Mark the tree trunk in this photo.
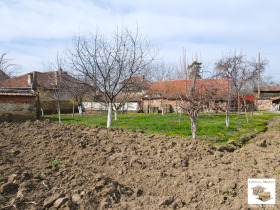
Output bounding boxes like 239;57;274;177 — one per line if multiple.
107;102;112;128
179;111;181;125
237;91;240;114
149;95;151;113
190;117;197;140
226;109;230;127
115;109;118;121
41;108;44;117
244;98;249;123
78;106;83;115
208;106;211;117
72;99;75;119
121;105;124;115
57;101;61;124
161;96;164;116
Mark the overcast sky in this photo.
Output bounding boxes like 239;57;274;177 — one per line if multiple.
0;0;279;80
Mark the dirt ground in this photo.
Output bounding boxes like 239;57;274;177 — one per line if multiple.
0;117;280;209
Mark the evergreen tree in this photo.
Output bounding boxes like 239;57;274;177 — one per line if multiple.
188;61;202;79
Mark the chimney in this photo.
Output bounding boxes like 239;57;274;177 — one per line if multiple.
27;73;33;85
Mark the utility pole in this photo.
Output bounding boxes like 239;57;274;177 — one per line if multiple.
258;52;260;98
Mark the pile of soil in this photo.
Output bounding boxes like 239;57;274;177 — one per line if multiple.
0;117;280;209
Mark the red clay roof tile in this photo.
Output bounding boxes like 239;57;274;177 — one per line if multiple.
0;71;81;90
148;78;231;99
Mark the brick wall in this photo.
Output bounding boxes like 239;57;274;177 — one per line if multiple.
0;95;38;122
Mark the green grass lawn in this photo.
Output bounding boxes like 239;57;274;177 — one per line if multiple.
42;112;279;145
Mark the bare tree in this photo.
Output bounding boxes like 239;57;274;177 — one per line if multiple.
148;61;175;82
43;55;67;124
214;51;268;125
36;89;52;117
175;50;208;80
67;77;91;119
113;75;151;120
260;75;279;87
67;26;156;127
177;50;228;140
249;57;269;89
179;77;230;139
225;79;231;127
176;48;188;80
177;50;204;140
0;52;21;83
215;51;261;113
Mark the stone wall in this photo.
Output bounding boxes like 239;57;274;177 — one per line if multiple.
143;99;180;113
255;99;272;111
142;99;227;113
0;95;38;122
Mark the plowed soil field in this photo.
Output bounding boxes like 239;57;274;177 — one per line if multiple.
0;117;280;209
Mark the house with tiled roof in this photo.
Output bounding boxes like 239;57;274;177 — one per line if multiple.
142;78;231;113
83;75;152;113
254;86;280;111
1;69;91;114
1;68;90;96
2;68;70;92
120;75;152;93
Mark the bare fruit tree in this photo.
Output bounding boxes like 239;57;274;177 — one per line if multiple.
43;55;68;124
177;50;206;140
64;74;92;119
0;52;21;83
69;85;87;118
67;26;156;127
177;50;229;140
148;61;175;82
178;78;224;140
215;51;267;124
113;75;152;120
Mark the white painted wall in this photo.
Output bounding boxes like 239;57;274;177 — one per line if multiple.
83;102;107;111
82;102;139;112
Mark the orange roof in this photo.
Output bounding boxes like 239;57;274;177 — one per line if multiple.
115;92;144;102
148;78;231;99
271;96;280;101
1;71;56;89
260;86;280;92
121;75;152;90
0;89;36;96
1;70;84;90
0;92;36;96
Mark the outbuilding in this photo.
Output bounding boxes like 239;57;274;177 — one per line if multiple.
0;90;38;122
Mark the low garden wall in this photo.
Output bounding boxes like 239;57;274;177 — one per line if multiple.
39;100;78;115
